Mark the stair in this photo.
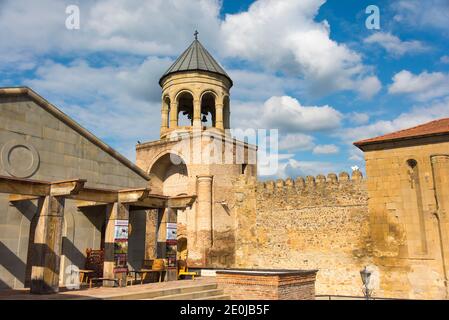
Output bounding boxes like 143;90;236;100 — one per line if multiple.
143;283;230;300
195;294;230;300
148;288;227;300
95;282;229;300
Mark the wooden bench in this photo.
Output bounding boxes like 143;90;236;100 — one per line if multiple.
132;259;167;284
89;277;120;288
128;269;166;285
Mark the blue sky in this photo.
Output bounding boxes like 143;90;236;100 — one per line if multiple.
0;0;448;179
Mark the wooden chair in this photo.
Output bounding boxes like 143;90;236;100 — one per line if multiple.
84;249;123;288
177;260;197;280
83;248;104;286
152;259;167;282
85;249;104;276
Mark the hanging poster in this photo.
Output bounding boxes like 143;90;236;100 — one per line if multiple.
166;223;177;269
166;222;177;240
114;220;129;240
113;220;129;273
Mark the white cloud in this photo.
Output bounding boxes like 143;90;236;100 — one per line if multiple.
313;144;339;154
221;0;381;98
339;97;449;144
0;0;222;69
86;0;221;54
279;133;315;152
271;158;344;179
228;70;302;101
392;0;449;32
349;112;370;125
349;148;364;162
358;76;382;100
0;0;381;100
389;70;449;101
364;32;430;57
440;55;449;64
254;96;343;133
23;58;173;159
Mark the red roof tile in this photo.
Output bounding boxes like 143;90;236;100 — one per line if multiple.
354;118;449;147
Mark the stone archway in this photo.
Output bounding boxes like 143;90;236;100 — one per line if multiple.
149;153;191;276
148;153;188;196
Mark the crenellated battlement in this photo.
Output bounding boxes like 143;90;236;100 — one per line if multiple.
257;170;364;191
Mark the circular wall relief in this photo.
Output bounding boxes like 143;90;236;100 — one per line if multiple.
1;140;40;178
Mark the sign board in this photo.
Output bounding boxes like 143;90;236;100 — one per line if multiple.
166;222;177;240
113;220;129;273
166;223;177;269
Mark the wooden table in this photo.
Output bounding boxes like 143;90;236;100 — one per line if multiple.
129;269;166;285
78;269;94;284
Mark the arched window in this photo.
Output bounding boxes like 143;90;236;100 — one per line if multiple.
201;92;216;128
223;96;230;129
406;158;427;253
177;92;194;126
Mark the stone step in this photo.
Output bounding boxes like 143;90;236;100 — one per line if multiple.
104;283;218;300
148;289;225;300
194;294;230;300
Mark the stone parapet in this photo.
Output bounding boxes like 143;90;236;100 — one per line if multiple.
257;171;364;192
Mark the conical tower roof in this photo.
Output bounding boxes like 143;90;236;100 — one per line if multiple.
159;37;232;87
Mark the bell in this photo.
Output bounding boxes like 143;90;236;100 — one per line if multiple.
202;115;208;122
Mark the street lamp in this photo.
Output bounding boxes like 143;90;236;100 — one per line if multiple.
360;266;373;300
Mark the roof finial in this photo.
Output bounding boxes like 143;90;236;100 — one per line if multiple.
194;30;199;40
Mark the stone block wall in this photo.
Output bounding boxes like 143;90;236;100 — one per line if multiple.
0;93;149;289
361;137;449;299
233;172;371;296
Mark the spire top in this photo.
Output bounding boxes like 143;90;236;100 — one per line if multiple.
194;30;199;40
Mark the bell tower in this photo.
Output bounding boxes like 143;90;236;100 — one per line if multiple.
136;33;256;269
159;32;232;139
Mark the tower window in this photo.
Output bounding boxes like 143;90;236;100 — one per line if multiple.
201;92;216;128
177;92;194;126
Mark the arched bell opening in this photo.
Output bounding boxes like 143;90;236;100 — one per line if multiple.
223;95;230;129
201;92;216;128
177;92;194;127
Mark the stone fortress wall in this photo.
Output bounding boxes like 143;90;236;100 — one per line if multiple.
232;171;372;296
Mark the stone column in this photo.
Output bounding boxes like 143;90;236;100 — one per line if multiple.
169;101;178;129
193;98;202;128
144;209;158;261
196;175;213;266
161;104;169;132
30;196;65;294
166;208;178;281
156;208;178;281
103;202;129;287
215;103;224;130
157;208;167;258
431;155;449;295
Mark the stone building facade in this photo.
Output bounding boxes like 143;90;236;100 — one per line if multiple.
354;119;449;299
0;88;151;290
135;38;257;268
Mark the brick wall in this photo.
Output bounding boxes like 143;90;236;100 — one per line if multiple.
216;270;317;300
